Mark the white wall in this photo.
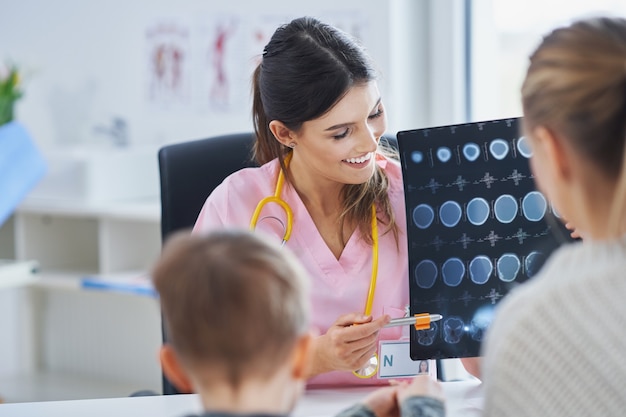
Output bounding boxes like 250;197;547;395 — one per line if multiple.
1;0;468;151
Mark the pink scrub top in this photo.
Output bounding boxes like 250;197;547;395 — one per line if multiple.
193;154;410;387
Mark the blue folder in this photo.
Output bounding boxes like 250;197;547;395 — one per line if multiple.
81;273;157;297
0;122;47;227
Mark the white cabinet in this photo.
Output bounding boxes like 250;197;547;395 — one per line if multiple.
0;198;164;403
14;198;161;274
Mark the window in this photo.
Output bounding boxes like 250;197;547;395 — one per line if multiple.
469;0;626;121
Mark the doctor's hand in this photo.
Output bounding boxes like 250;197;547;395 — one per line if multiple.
307;312;391;377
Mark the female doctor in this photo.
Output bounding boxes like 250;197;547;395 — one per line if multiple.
194;16;410;386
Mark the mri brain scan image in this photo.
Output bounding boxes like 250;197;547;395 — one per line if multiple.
439;200;463;227
437;146;452;163
442;257;465;287
497;253;521;282
443;317;465;344
525;251;547;277
411;151;424;164
413;204;435;229
517;136;533;158
469;255;493;284
414;259;438;289
489;138;510;160
522;191;547;222
466;197;490;226
494;194;518;224
462;142;481;162
417;322;439;346
398;117;573;360
469;305;495;342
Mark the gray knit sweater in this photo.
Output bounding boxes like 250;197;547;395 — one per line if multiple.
482;236;626;416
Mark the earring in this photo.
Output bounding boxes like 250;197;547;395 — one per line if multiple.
287;143;296;148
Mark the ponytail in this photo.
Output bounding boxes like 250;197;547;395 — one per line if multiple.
251;63;290;173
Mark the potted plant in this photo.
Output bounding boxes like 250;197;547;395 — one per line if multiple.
0;64;22;126
0;62;46;227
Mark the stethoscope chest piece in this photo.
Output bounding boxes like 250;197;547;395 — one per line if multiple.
353;353;379;379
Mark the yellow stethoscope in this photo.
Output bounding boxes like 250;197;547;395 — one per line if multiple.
249;153;294;246
248;152;443;378
248;152;382;378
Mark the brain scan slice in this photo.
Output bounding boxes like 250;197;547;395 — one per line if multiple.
416;322;439;346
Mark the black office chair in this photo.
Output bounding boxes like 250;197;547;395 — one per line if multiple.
157;132;256;395
157;132;398;395
159;132;258;243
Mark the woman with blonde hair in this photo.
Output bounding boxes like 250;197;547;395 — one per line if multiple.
481;16;626;416
389;15;626;417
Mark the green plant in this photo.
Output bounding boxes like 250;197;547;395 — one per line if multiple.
0;64;23;126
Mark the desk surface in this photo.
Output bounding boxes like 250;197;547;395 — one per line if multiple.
0;380;483;417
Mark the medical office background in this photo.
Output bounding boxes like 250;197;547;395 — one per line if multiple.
0;0;625;404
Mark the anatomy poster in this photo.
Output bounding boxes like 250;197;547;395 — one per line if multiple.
143;12;369;118
398;117;573;359
198;14;245;112
145;20;192;109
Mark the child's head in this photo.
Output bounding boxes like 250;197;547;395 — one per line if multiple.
152;229;311;397
521;17;626;238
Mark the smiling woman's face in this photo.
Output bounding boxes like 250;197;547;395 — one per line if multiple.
289;81;387;187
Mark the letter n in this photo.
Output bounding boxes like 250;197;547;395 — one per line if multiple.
383;355;393;367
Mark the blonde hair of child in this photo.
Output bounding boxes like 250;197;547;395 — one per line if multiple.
152;229;310;388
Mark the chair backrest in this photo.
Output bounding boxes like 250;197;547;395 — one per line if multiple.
158;132;257;242
157;132;256;395
156;132;398;394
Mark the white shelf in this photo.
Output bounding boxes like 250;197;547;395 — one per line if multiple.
30;272;84;291
0;371;161;404
0;197;164;403
13;200;161;274
32;271;156;297
18;197;161;222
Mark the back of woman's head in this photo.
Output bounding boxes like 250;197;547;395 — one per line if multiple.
522;17;626;175
252;16;378;165
522;16;626;232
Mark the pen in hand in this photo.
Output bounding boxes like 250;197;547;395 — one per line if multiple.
383;313;443;329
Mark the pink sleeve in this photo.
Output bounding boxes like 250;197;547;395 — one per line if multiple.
192;183;229;234
191;165;273;235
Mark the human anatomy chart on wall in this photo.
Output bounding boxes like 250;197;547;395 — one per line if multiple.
397;117;574;359
143;12;369;118
145;20;192;109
